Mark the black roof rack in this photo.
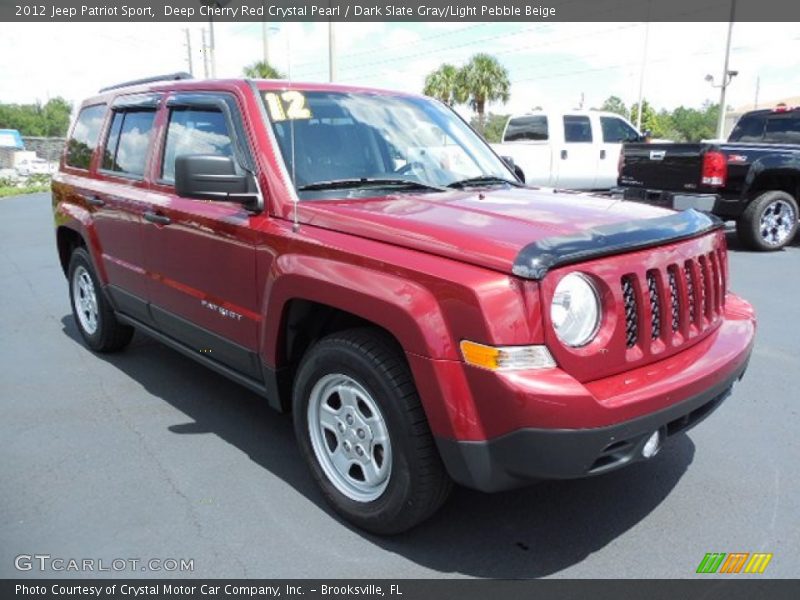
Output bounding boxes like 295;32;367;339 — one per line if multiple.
99;72;193;93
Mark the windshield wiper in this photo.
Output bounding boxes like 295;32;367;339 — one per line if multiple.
297;178;447;192
447;175;522;189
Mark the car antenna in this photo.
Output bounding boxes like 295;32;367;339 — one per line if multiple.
287;39;299;233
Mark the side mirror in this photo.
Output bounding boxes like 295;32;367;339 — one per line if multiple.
175;155;254;204
501;156;526;183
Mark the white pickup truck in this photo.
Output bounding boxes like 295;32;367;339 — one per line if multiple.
491;110;643;190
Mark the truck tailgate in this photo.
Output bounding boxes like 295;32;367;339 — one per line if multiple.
620;143;708;191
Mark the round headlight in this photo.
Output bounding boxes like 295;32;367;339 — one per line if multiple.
551;273;601;347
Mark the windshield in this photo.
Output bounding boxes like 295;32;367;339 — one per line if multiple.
261;90;514;198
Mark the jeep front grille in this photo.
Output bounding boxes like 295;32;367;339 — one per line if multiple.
621;250;725;351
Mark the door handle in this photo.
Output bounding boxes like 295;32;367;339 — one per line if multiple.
600;149;607;160
144;211;171;226
561;150;568;160
85;195;105;207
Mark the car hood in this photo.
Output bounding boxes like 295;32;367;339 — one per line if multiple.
298;187;675;276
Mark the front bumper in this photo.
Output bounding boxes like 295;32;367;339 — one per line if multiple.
430;297;755;492
436;360;746;492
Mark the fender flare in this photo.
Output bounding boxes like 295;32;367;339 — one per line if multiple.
260;254;457;366
54;201;108;283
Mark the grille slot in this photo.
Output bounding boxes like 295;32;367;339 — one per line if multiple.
646;271;661;340
668;267;680;332
621;275;638;348
684;261;697;324
697;256;709;318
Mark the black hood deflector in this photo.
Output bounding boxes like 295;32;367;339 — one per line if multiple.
512;209;723;280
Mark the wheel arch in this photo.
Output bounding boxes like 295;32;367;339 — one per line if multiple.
259;255;458;423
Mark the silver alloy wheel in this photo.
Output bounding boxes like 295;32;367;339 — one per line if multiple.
307;373;392;503
72;265;99;335
760;199;797;246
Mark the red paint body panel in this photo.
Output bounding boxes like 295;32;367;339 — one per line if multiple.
52;78;756;454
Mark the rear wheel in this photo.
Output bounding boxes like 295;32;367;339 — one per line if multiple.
68;247;134;352
737;190;799;251
293;328;451;534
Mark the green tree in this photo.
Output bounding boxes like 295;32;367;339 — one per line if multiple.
0;97;73;137
598;95;629;118
423;64;459;106
455;53;511;135
630;100;668;138
665;102;718;142
243;61;285;79
470;112;509;143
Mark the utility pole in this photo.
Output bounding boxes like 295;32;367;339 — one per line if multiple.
716;0;737;139
754;75;760;109
201;28;209;78
636;21;650;131
328;21;336;82
262;22;270;65
183;28;193;76
208;18;217;78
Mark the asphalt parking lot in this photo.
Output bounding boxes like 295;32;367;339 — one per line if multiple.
1;192;798;579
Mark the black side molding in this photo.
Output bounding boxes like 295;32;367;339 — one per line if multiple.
512;209;723;280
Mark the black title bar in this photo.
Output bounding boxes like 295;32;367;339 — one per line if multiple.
4;579;800;600
2;0;800;22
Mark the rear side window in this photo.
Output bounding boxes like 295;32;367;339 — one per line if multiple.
65;104;107;169
763;115;800;144
600;116;639;143
504;116;548;142
101;109;156;177
564;115;592;143
729;114;767;142
161;108;233;181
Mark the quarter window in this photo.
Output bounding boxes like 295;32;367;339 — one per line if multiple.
161;108;234;181
563;115;592;143
65;104;107;169
101;109;156;177
504;116;549;142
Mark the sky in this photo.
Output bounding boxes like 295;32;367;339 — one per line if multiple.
1;21;798;119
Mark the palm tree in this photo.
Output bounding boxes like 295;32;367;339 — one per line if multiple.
243;61;285;79
456;54;511;135
423;64;459;106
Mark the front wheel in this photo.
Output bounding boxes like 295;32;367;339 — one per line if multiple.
68;247;134;352
736;190;799;251
293;328;451;534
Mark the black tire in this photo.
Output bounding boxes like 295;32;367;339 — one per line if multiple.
736;190;799;251
293;328;452;534
68;247;134;352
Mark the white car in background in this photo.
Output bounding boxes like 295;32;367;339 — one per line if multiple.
492;110;644;190
16;158;53;176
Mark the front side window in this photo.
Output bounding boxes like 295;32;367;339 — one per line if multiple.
600;116;639;143
65;104;107;169
101;109;156;177
504;115;549;142
262;90;513;198
161;108;234;181
563;115;592;143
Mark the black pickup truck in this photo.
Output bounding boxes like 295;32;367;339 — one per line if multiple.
619;106;800;250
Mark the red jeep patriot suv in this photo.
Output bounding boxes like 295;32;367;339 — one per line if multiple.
53;73;756;534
